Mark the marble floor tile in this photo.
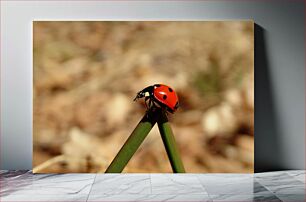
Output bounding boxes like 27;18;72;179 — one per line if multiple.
264;182;305;195
210;194;282;202
1;171;37;196
255;171;296;181
253;181;278;195
275;194;305;202
198;174;256;195
142;194;211;202
1;170;32;180
90;174;151;195
0;194;88;201
252;194;283;202
286;170;305;183
150;174;207;195
256;173;305;195
88;194;211;202
1;170;306;202
0;170;9;175
1;173;96;196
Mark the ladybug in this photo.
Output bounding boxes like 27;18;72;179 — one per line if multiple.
134;84;179;113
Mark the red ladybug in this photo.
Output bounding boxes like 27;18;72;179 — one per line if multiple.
134;84;179;113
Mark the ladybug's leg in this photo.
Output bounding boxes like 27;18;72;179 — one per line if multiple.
149;98;152;108
144;97;150;109
151;100;158;109
161;106;168;115
149;98;154;109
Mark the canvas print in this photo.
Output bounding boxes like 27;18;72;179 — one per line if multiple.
33;21;254;173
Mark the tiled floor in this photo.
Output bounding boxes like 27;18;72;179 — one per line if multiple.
0;170;305;201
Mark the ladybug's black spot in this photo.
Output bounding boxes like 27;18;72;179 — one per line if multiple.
168;88;173;92
155;84;161;87
163;95;167;100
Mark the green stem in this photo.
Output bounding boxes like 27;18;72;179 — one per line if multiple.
157;111;186;173
105;109;158;173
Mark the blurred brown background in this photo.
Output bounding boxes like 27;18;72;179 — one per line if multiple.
33;21;254;173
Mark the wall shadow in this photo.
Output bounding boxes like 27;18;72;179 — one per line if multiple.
254;24;284;172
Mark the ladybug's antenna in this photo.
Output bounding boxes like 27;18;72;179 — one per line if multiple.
133;91;143;101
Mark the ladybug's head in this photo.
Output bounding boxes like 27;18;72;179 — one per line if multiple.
133;91;146;101
133;85;154;101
